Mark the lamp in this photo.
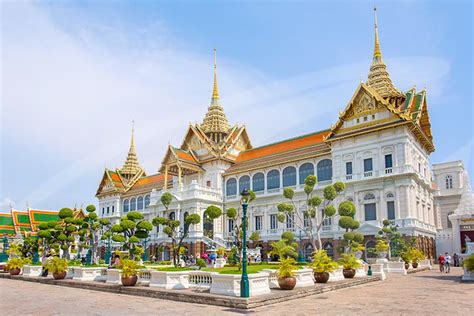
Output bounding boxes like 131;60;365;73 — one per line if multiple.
240;188;250;298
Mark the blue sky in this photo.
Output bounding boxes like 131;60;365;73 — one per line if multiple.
1;0;472;212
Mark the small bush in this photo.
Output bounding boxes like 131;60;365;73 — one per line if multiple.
196;258;207;268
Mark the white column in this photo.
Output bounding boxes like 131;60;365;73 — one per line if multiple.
450;216;461;254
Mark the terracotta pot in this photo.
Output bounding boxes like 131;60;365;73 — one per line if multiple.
9;268;21;275
412;262;419;269
278;277;296;290
121;275;138;286
314;272;330;283
53;271;67;280
343;268;356;279
404;263;410;270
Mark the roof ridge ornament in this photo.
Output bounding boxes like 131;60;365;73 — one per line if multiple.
367;7;404;99
120;120;145;181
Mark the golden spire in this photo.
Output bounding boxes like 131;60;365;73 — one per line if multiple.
373;6;383;65
212;48;219;101
367;7;403;99
121;120;143;179
201;49;230;140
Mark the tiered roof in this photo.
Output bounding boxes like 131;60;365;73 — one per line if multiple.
0;208;59;237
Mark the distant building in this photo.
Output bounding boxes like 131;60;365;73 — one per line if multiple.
433;161;474;255
96;10;452;260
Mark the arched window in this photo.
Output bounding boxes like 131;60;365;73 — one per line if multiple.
282;166;297;187
252;173;265;192
169;212;175;221
144;195;150;208
386;192;394;199
267;170;280;190
130;197;136;211
239;175;251;193
323;242;334;258
299;163;314;184
304;243;314;260
317;159;333;182
364;193;376;200
123;199;130;213
447;211;454;228
445;175;453;189
137;196;144;210
226;178;237;196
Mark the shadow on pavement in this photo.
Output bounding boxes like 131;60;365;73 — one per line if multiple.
415;273;463;283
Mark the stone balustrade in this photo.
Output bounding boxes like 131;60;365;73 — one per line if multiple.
189;271;215;288
419;259;432;270
370;263;386;280
386;262;407;275
210;272;271;297
261;269;279;288
149;271;190;290
329;268;345;282
294;268;315;287
22;265;42;277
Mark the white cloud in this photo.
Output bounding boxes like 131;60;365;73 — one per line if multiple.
1;2;452;208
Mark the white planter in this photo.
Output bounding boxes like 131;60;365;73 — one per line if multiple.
72;267;104;281
328;267;345;282
106;269;122;284
22;265;43;277
262;269;279;288
462;266;474;281
386;262;407;275
371;263;386;280
294;268;314;288
210;272;270;297
149;271;190;289
67;266;80;279
355;260;367;277
419;259;432;270
189;271;216;288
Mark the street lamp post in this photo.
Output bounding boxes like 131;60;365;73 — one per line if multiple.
240;189;250;298
142;237;149;262
105;235;112;265
297;229;305;263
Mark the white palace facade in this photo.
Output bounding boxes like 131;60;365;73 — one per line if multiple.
95;12;454;260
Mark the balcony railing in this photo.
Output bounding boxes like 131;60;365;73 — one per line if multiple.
364;171;373;178
385;168;393;174
345;174;353;181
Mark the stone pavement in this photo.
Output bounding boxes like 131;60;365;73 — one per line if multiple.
0;267;472;315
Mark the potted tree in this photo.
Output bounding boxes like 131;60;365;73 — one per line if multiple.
310;250;338;283
277;257;297;290
46;257;69;279
121;259;139;286
7;257;30;275
400;250;412;270
375;239;389;259
409;248;425;268
337;253;361;278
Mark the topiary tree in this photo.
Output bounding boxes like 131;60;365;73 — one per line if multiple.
269;231;298;260
152;193;219;266
277;175;350;251
337;202;364;254
249;231;260;244
77;205;111;265
376;219;405;257
111;211;153;260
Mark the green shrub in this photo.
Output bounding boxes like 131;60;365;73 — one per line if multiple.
463;254;474;272
7;257;31;269
68;259;82;266
278;257;297;278
196;258;207;268
121;259;139;278
310;250;338;273
337;253;361;269
45;257;68;273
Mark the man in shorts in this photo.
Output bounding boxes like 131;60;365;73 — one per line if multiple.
444;252;452;273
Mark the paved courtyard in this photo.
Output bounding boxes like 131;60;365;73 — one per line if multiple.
0;267;472;315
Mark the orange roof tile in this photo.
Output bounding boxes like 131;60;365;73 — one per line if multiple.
236;130;330;162
134;173;165;188
175;150;196;163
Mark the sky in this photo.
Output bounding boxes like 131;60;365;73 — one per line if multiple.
1;0;472;212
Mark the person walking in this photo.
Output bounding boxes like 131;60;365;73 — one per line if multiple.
444;252;452;273
438;253;445;273
453;253;459;267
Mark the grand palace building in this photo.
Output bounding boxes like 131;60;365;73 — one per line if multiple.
95;11;472;261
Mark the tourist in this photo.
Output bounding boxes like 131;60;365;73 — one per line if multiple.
112;255;121;267
438;253;445;273
41;254;50;277
453;253;459;267
444;252;452;273
81;255;86;266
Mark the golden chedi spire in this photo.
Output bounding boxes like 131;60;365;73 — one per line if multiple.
121;121;144;180
367;7;403;99
201;49;231;142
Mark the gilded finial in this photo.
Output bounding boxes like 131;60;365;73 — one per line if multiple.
212;48;219;100
373;6;382;64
